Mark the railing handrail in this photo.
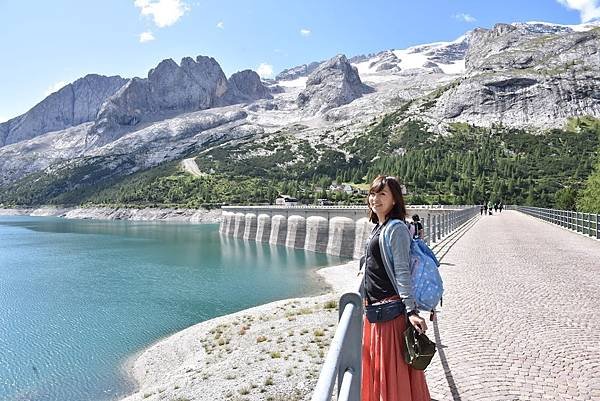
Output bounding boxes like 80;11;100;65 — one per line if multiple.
222;205;475;210
510;205;599;240
312;206;480;401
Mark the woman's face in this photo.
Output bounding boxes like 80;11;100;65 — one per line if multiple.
369;184;395;217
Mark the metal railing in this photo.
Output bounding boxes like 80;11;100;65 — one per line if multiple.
420;206;480;246
222;205;474;210
512;206;600;240
311;206;480;401
311;289;364;401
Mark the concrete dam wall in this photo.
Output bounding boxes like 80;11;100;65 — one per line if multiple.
220;206;463;258
221;207;371;259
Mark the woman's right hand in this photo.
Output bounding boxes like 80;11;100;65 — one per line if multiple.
408;314;428;334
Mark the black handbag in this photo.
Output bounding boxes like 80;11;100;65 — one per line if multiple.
402;321;436;370
364;300;405;323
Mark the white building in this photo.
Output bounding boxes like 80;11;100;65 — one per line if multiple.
275;195;298;206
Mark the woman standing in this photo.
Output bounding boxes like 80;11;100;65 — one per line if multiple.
362;175;430;401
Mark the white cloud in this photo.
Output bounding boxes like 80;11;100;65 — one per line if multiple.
44;81;67;97
134;0;190;28
453;13;476;23
300;28;311;37
216;21;224;29
256;63;273;78
139;31;155;42
557;0;600;22
0;116;7;123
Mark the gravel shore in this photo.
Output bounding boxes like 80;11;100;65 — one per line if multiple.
118;260;361;401
0;206;221;223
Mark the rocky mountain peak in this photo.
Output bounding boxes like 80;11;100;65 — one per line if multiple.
369;50;401;72
426;23;600;128
226;70;272;103
297;54;372;113
275;61;322;81
148;58;179;77
92;55;230;141
0;74;127;147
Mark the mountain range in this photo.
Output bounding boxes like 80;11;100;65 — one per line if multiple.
1;20;599;207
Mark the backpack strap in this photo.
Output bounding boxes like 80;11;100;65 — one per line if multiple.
379;219;412;298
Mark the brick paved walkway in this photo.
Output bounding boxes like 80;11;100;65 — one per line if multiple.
425;211;600;401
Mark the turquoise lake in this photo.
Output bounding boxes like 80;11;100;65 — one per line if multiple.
0;216;348;401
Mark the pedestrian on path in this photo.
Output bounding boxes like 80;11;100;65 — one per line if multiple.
360;175;430;401
410;214;424;239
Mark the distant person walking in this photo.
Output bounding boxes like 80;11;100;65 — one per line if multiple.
483;203;488;215
410;214;424;239
480;205;484;215
494;203;498;213
360;175;430;401
499;203;504;213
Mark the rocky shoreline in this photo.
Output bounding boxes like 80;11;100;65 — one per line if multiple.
118;260;361;401
0;206;222;224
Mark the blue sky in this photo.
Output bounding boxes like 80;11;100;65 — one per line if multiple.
0;0;598;122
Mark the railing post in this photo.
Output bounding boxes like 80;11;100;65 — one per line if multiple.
445;213;449;237
569;211;573;230
426;213;431;245
441;213;445;238
596;214;599;240
587;213;591;236
583;213;590;235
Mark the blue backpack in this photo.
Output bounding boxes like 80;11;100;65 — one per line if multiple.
409;237;443;311
383;221;444;311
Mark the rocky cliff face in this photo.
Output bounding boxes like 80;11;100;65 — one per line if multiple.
225;70;273;103
91;57;273;145
0;74;126;146
369;50;402;72
297;55;372;113
0;105;260;186
422;23;600;128
92;56;230;140
275;61;321;81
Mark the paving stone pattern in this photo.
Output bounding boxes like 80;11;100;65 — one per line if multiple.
425;211;600;401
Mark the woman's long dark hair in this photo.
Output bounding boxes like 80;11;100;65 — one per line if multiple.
366;175;407;224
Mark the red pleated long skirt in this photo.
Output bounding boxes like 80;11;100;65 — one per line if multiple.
361;313;431;401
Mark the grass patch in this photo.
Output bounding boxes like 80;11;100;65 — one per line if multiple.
323;300;338;309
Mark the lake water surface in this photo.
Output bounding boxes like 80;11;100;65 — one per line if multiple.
0;216;348;401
